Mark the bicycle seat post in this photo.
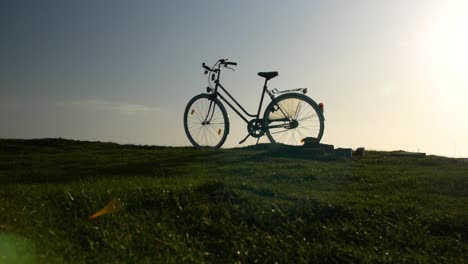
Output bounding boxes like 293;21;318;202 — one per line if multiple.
258;71;278;100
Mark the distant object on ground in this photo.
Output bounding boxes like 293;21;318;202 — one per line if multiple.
300;140;364;159
353;147;365;158
335;148;353;158
303;137;334;151
391;151;426;157
302;137;319;145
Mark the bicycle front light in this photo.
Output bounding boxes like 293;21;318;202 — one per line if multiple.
206;87;213;93
319;102;324;112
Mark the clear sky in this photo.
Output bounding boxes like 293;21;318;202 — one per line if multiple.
1;0;467;157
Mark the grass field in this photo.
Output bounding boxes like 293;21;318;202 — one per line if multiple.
0;139;467;263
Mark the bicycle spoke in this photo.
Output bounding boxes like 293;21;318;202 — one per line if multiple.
296;128;306;140
205;126;216;144
294;99;303;120
197;126;204;146
297;116;318;122
270;128;289;135
291;129;297;144
189;126;202;136
202;126;208;146
191;126;203;139
297;106;316;120
297;100;312;119
278;129;290;143
298;124;317;135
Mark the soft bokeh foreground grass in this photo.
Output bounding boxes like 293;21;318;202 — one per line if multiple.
0;139;467;263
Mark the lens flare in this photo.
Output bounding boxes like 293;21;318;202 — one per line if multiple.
0;233;35;263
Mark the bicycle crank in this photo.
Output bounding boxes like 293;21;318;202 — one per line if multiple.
239;119;265;145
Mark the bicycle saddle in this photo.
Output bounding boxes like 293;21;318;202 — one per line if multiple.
258;71;278;80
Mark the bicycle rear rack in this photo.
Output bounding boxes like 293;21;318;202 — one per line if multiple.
271;88;307;94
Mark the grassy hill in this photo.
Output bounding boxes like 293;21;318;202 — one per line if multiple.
0;139;467;263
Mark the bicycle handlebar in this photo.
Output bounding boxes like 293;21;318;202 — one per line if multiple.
202;59;237;72
219;59;237;67
202;63;212;71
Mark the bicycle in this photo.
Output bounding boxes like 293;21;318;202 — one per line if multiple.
183;59;325;149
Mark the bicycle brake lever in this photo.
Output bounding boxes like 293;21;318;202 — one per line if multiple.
225;66;235;72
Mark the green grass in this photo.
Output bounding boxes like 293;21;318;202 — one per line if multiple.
0;138;467;263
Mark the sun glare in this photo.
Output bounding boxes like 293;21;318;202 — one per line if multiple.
426;0;468;85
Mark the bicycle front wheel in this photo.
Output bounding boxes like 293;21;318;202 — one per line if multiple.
183;94;229;149
263;93;324;146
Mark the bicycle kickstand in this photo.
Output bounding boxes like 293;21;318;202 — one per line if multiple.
239;134;250;144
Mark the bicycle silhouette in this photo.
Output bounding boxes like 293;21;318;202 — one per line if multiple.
184;59;325;149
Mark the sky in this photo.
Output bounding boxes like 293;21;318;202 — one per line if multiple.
1;0;467;157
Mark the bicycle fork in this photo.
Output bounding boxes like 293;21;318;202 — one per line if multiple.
202;100;217;125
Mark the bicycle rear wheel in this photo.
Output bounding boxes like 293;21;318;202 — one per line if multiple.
184;94;229;149
263;93;324;146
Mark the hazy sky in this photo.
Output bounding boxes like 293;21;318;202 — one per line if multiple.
1;0;467;157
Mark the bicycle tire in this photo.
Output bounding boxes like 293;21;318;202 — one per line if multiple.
263;93;324;146
184;94;229;149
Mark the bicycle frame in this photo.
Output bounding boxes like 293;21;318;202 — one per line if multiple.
210;70;275;124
